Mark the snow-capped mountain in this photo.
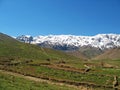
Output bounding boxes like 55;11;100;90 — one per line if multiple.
16;35;33;43
16;34;120;50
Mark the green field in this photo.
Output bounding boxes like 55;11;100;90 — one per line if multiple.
0;59;119;90
0;33;120;90
0;72;79;90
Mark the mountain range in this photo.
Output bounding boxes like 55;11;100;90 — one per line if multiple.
0;33;120;60
16;34;120;50
0;33;78;61
1;33;120;90
16;34;120;58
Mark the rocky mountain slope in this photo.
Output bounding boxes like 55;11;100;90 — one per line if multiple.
93;47;120;60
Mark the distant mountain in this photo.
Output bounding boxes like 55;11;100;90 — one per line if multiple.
0;33;80;61
77;46;103;59
16;34;120;58
93;47;120;60
16;34;120;50
16;35;33;43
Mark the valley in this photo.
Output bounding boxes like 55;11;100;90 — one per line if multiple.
0;33;120;90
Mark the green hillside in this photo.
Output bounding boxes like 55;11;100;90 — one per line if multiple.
1;33;120;90
0;71;78;90
0;33;79;61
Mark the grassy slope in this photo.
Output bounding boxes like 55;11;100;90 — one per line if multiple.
93;48;120;60
0;72;77;90
0;33;79;61
1;33;120;90
78;46;103;59
66;51;88;60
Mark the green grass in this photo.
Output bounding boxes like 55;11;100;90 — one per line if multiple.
0;33;120;90
35;66;114;86
0;72;77;90
5;65;113;87
0;33;79;61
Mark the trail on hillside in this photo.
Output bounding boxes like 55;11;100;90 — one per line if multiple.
0;70;90;90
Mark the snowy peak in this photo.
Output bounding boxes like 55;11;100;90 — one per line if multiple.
16;35;33;43
16;34;120;50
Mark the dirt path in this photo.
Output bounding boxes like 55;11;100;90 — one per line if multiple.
0;70;91;90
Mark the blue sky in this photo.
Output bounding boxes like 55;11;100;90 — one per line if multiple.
0;0;120;36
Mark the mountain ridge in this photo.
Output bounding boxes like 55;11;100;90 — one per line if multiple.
16;34;120;50
0;33;80;60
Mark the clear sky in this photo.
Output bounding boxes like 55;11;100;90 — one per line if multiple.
0;0;120;36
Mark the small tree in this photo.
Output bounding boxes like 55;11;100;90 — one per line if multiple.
29;36;33;44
